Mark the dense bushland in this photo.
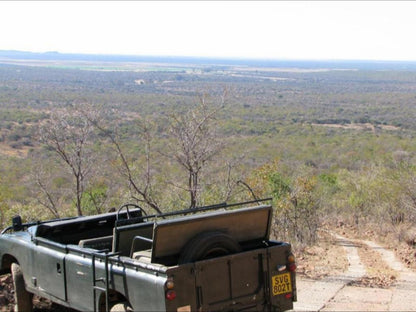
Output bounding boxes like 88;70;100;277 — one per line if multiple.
1;62;416;247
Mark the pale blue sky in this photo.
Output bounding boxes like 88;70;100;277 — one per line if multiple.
1;1;416;61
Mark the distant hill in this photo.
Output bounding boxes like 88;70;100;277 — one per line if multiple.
1;50;416;70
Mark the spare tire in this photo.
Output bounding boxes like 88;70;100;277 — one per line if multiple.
179;231;241;264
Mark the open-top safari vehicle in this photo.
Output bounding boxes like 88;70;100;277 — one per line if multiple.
0;199;296;311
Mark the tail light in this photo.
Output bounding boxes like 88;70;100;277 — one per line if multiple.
166;280;175;290
165;277;176;301
288;254;296;272
166;290;177;301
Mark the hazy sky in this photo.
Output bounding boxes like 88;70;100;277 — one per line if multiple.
1;1;416;61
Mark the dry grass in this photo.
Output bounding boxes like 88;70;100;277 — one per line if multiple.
311;122;400;131
295;229;349;279
355;242;398;288
0;143;30;158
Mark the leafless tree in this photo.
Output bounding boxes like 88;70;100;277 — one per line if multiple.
164;90;227;209
29;156;73;219
33;165;60;218
90;114;163;214
39;104;99;216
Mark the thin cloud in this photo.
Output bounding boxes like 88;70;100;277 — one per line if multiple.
0;1;415;61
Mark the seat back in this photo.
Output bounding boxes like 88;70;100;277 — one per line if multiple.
112;222;154;256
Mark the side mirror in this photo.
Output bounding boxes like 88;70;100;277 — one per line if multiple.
12;215;23;231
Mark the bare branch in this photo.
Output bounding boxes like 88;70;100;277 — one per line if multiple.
39;104;98;216
89;112;163;215
237;180;260;202
165;91;227;208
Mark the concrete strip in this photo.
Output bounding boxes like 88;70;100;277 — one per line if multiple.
292;234;366;311
292;234;416;311
333;234;366;281
357;239;416;311
321;286;392;311
389;289;416;311
292;278;345;311
362;240;407;271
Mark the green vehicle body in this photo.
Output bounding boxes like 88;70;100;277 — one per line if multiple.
0;200;296;311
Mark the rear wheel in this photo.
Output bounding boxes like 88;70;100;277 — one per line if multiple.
110;301;133;312
11;263;33;312
179;231;241;264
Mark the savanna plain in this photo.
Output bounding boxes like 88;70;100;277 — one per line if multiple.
1;55;416;310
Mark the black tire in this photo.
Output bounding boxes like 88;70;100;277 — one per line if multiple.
179;231;241;264
110;301;133;312
11;263;33;312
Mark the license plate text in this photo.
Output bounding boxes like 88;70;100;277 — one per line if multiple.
272;272;292;296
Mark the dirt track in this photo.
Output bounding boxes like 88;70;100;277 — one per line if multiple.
293;234;416;311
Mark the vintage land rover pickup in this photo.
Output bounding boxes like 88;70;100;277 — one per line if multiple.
0;199;296;312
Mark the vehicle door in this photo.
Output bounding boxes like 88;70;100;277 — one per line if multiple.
31;238;67;301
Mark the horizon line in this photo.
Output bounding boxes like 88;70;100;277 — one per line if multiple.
1;49;416;64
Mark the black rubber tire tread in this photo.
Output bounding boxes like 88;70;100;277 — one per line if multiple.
179;231;241;264
110;301;133;312
11;263;33;312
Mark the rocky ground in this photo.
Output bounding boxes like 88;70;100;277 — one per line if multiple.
0;275;13;311
0;276;72;312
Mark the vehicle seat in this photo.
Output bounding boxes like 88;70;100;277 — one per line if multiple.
132;250;152;263
78;235;113;250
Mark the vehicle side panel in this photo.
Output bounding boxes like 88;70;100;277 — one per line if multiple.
64;252;96;311
31;240;67;301
0;233;34;283
65;251;168;311
109;260;167;312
